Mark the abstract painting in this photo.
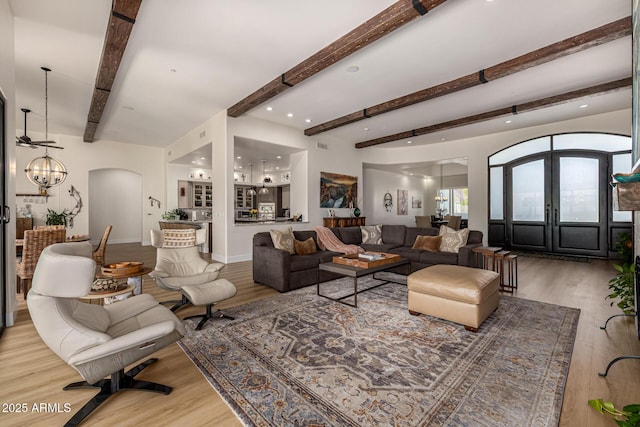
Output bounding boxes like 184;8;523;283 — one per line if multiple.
397;189;408;215
320;172;357;208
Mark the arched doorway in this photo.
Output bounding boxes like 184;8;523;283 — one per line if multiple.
88;169;142;244
488;133;632;257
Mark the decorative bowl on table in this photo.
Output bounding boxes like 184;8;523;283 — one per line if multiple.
101;261;143;277
91;277;120;292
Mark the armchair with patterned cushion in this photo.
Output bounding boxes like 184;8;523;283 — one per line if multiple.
149;229;224;311
27;241;186;426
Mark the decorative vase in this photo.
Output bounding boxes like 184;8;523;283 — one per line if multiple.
354;207;361;217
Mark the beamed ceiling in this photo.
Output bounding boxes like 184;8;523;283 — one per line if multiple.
11;0;632;156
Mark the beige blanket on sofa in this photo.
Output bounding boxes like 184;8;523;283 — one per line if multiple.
314;226;364;255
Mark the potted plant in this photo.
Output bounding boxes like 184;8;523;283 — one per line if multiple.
45;208;69;226
588;399;640;426
606;232;635;315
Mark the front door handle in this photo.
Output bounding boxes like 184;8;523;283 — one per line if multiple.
2;206;9;224
554;209;558;226
545;208;549;225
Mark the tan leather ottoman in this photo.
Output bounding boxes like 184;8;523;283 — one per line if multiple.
407;265;499;332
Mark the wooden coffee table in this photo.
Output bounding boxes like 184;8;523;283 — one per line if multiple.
317;255;409;308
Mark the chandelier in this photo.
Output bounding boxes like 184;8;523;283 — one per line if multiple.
246;163;257;196
258;160;269;195
25;67;67;194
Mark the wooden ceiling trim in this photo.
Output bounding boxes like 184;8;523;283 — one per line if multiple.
83;0;142;142
306;17;631;136
227;0;446;118
355;77;632;148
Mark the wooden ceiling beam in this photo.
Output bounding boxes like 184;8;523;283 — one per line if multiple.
227;0;447;118
306;17;631;136
83;0;142;142
355;77;632;148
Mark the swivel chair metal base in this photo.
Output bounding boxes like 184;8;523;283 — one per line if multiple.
62;358;172;426
184;305;234;331
159;294;191;312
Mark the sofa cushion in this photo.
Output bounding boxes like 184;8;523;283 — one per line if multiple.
294;237;317;255
293;230;319;249
381;225;407;246
389;246;423;263
361;225;382;244
404;227;438;247
337;227;363;245
418;250;458;265
290;254;320;272
412;235;442;252
270;227;295;254
361;243;401;253
438;226;470;253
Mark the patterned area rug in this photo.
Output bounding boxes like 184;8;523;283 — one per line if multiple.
179;276;580;426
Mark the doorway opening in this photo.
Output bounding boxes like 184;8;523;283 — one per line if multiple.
488;133;631;258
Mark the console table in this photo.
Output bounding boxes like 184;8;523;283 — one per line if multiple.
323;217;366;227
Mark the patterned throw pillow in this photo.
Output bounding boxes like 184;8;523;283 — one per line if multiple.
438;225;470;253
270;227;295;254
361;225;383;245
412;235;442;252
294;237;317;255
161;229;196;248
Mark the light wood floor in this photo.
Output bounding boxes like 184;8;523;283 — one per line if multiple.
0;244;639;427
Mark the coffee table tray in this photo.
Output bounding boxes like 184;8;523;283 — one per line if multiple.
332;252;401;268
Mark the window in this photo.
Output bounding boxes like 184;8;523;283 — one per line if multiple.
438;187;468;218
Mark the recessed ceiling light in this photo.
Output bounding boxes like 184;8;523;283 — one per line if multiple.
200;157;205;160
305;119;312;123
579;104;589;108
238;166;243;169
441;137;447;141
237;156;241;159
346;65;360;73
505;120;512;124
407;140;412;144
276;155;282;159
287;113;293;118
409;173;414;176
266;106;273;111
363;127;369;131
276;167;280;170
191;161;196;164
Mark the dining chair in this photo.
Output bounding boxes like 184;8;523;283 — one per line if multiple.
92;224;113;266
415;216;431;228
16;227;66;299
34;224;66;230
444;215;462;230
158;221;201;230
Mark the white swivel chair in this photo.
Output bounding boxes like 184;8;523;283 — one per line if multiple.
149;229;236;330
27;242;186;426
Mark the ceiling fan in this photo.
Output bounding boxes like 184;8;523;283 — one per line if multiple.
16;107;63;149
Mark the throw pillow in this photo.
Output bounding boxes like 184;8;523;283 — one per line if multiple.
412;235;442;252
161;229;196;248
294;237;317;255
270;227;295;254
438;225;470;253
361;225;383;245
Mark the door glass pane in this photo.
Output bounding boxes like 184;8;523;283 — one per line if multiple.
559;157;598;222
489;137;550;166
452;188;468;219
553;133;631;153
612;153;632;222
512;160;545;221
490;167;503;220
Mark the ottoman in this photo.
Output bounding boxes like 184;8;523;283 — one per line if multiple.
407;265;499;332
181;279;237;330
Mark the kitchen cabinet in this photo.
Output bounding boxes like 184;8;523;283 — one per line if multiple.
235;185;255;209
185;181;212;209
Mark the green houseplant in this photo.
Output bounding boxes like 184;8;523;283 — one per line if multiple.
606;232;635;315
45;208;69;226
588;399;640;427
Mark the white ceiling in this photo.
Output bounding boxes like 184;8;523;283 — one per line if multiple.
10;0;632;171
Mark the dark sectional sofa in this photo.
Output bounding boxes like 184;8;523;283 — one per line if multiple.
253;225;483;292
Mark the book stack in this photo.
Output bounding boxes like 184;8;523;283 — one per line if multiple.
359;252;383;261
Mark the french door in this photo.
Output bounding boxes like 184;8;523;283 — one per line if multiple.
0;95;6;337
506;151;608;257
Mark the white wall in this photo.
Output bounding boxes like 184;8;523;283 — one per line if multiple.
363;168;429;226
360;108;632;242
89;169;142;244
1;0;17;325
15;133;165;245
